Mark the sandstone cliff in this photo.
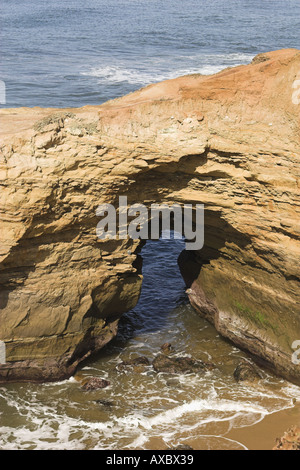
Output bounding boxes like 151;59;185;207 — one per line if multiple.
0;49;299;383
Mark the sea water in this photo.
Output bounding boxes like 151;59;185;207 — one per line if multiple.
0;239;300;450
1;0;300;451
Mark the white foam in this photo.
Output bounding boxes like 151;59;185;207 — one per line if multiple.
114;398;268;432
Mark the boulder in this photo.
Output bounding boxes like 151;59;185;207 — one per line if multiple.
273;426;300;450
81;377;110;391
233;361;262;383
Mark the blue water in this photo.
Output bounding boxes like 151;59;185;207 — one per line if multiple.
1;0;299;108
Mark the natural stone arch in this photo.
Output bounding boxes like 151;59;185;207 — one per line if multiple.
0;49;299;383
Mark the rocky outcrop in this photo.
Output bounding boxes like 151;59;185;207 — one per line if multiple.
0;49;299;383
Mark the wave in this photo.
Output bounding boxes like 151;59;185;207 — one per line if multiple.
1;377;298;450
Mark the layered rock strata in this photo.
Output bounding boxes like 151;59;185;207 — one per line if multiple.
0;49;299;383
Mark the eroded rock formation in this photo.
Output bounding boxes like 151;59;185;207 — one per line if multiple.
0;49;299;383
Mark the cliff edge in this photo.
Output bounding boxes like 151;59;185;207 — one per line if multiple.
0;49;299;383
